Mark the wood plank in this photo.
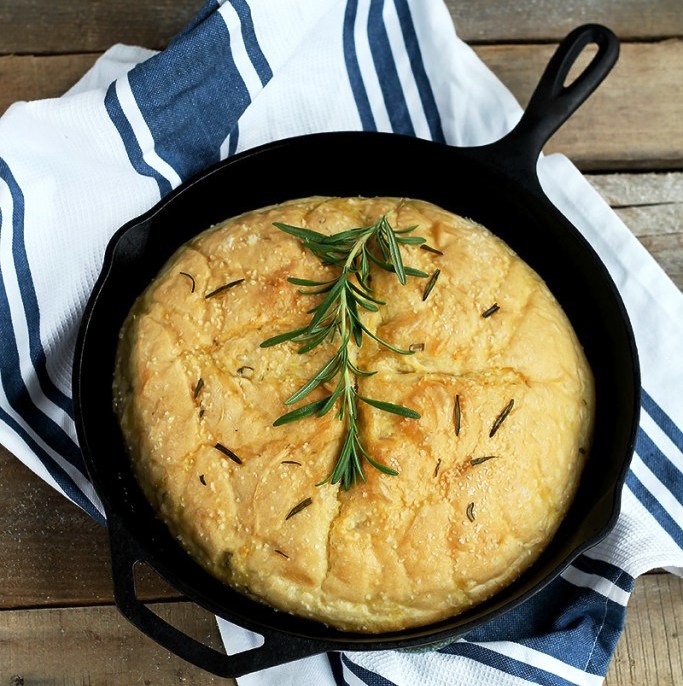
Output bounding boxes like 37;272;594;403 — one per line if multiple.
589;173;683;237
589;173;683;209
588;172;683;290
446;1;683;44
0;1;203;55
637;233;683;291
474;40;683;170
0;53;98;115
0;576;680;684
1;41;681;171
606;574;683;686
0;1;681;55
0;601;235;685
0;445;179;609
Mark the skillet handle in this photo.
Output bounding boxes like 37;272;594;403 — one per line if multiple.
108;518;323;678
494;24;619;167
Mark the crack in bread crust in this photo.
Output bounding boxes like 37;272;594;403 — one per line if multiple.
113;197;594;633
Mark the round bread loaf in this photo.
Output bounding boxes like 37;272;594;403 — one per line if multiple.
113;197;594;632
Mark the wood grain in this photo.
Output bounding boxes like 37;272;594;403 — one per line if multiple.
0;445;178;609
473;40;683;170
445;0;683;43
606;575;683;686
589;172;683;209
0;53;98;113
0;0;203;55
588;173;683;290
637;233;683;290
0;1;681;54
0;601;234;685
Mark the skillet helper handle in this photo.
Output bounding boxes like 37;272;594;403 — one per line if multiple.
108;522;323;678
497;24;619;166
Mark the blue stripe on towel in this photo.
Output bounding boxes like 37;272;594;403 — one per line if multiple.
440;641;582;686
0;185;85;475
0;158;74;418
392;0;445;142
463;575;628;675
367;0;415;135
636;428;682;494
626;467;683;548
127;10;251;182
571;555;635;593
0;262;86;474
104;83;171;196
228;0;273;85
642;387;683;454
342;655;397;686
343;0;377;131
327;652;350;686
0;403;103;523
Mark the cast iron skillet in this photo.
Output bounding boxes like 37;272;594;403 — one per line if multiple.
73;24;640;678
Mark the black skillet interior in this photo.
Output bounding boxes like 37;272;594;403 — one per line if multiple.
74;24;640;678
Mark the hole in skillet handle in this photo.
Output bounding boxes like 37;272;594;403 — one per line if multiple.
107;515;324;678
490;24;619;174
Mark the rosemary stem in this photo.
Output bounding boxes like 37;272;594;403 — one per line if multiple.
344;228;373;271
264;215;424;488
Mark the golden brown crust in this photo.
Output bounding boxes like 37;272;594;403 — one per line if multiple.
113;197;594;632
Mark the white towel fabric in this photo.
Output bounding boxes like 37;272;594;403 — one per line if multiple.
0;2;681;684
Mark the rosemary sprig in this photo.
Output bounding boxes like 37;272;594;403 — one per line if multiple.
261;215;427;489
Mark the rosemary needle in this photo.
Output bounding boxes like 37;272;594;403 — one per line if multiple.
489;399;514;438
286;497;313;520
470;455;499;466
422;269;440;301
214;443;242;464
179;271;196;292
420;244;443;256
205;278;244;299
482;303;500;318
454;394;461;436
466;502;476;522
262;215;427;489
193;378;204;399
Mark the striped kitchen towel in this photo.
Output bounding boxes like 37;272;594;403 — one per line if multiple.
0;1;681;684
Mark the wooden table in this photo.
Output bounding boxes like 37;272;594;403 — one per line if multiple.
1;2;681;684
